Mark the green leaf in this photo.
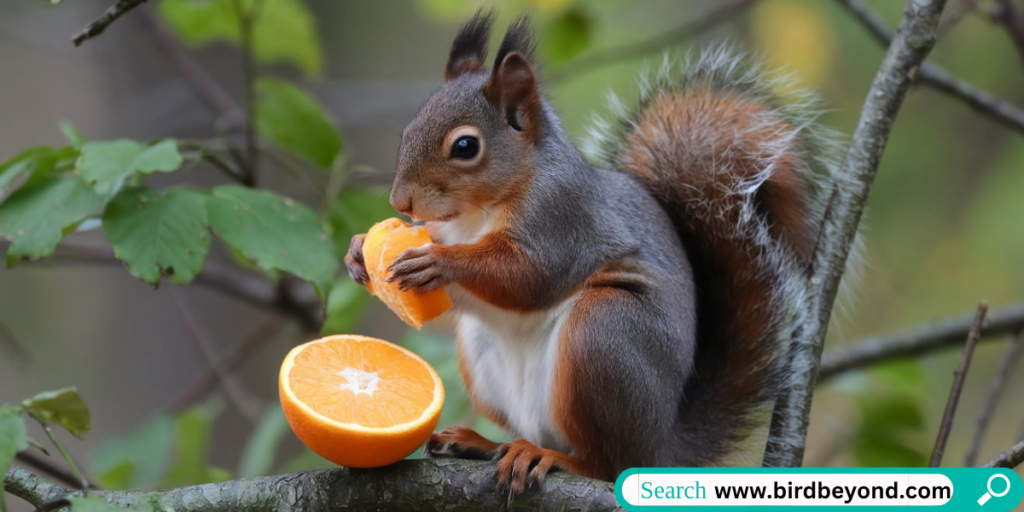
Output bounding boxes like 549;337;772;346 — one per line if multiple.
77;140;183;196
255;77;342;170
327;186;394;258
91;415;174;490
542;8;592;66
0;405;28;512
237;404;288;478
102;187;210;286
207;186;337;296
852;394;928;467
59;121;86;150
0;178;104;266
67;496;152;512
164;405;231;487
1;147;50;195
321;278;370;335
158;0;324;76
21;387;91;439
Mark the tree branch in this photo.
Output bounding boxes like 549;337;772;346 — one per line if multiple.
836;0;1024;136
818;301;1024;382
137;9;242;122
964;330;1023;466
983;440;1024;469
19;241;322;332
930;302;987;467
168;288;264;425
167;312;288;414
5;460;621;512
762;0;948;468
549;0;760;83
72;0;149;47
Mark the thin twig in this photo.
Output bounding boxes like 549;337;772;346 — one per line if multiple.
136;8;242;122
72;0;149;46
14;452;88;490
27;416;90;494
964;330;1024;466
992;0;1024;68
818;301;1024;382
0;317;29;364
18;241;321;331
549;0;760;83
167;312;287;414
983;439;1024;468
167;288;263;425
762;0;948;468
231;0;263;187
836;0;1024;136
930;302;988;467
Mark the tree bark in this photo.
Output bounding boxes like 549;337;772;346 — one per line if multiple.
5;460;623;512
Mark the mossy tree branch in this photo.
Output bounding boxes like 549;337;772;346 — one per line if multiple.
5;460;622;512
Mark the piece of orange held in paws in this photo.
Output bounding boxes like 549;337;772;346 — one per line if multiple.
363;218;452;329
279;335;444;468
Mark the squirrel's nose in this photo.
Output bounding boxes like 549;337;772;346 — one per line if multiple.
390;190;413;216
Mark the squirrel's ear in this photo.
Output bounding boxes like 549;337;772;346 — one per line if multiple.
446;10;494;82
486;52;541;135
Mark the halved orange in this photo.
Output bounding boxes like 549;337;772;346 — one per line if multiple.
279;335;444;468
363;218;453;329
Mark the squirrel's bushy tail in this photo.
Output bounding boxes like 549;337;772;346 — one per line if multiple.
583;46;848;465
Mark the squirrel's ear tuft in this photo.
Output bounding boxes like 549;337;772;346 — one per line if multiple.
446;9;495;82
486;52;541;136
486;18;541;138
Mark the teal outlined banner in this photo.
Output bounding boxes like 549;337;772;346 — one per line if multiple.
614;467;1023;511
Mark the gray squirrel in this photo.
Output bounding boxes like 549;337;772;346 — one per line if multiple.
345;11;847;493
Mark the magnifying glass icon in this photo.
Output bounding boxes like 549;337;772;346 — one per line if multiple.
978;474;1010;506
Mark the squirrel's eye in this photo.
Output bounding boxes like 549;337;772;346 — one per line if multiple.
449;136;480;160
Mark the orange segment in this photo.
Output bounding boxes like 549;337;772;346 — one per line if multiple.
363;218;452;329
279;335;444;468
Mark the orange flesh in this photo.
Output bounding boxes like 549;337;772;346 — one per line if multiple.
287;336;436;428
363;218;452;328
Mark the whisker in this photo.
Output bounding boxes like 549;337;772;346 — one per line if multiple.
442;194;492;217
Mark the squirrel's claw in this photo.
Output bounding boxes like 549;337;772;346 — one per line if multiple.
344;233;369;285
424;426;500;460
495;439;558;495
387;245;448;292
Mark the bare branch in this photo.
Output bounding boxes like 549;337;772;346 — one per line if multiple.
13;452;87;491
168;288;264;425
930;302;987;467
964;330;1023;466
14;241;322;332
5;460;621;512
762;0;948;468
991;0;1024;67
818;301;1024;382
837;0;1024;135
983;439;1024;469
72;0;149;47
137;8;242;121
549;0;760;83
231;0;263;187
167;312;287;414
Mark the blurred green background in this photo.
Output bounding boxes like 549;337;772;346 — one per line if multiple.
0;0;1022;508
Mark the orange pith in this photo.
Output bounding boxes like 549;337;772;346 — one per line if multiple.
279;335;444;468
363;218;453;329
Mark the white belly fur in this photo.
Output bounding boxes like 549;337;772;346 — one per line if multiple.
427;210;574;452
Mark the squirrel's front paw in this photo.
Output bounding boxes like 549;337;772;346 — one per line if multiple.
344;233;369;285
387;245;450;292
495;440;564;494
425;426;501;460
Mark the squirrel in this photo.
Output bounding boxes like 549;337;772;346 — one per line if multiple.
344;11;847;493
